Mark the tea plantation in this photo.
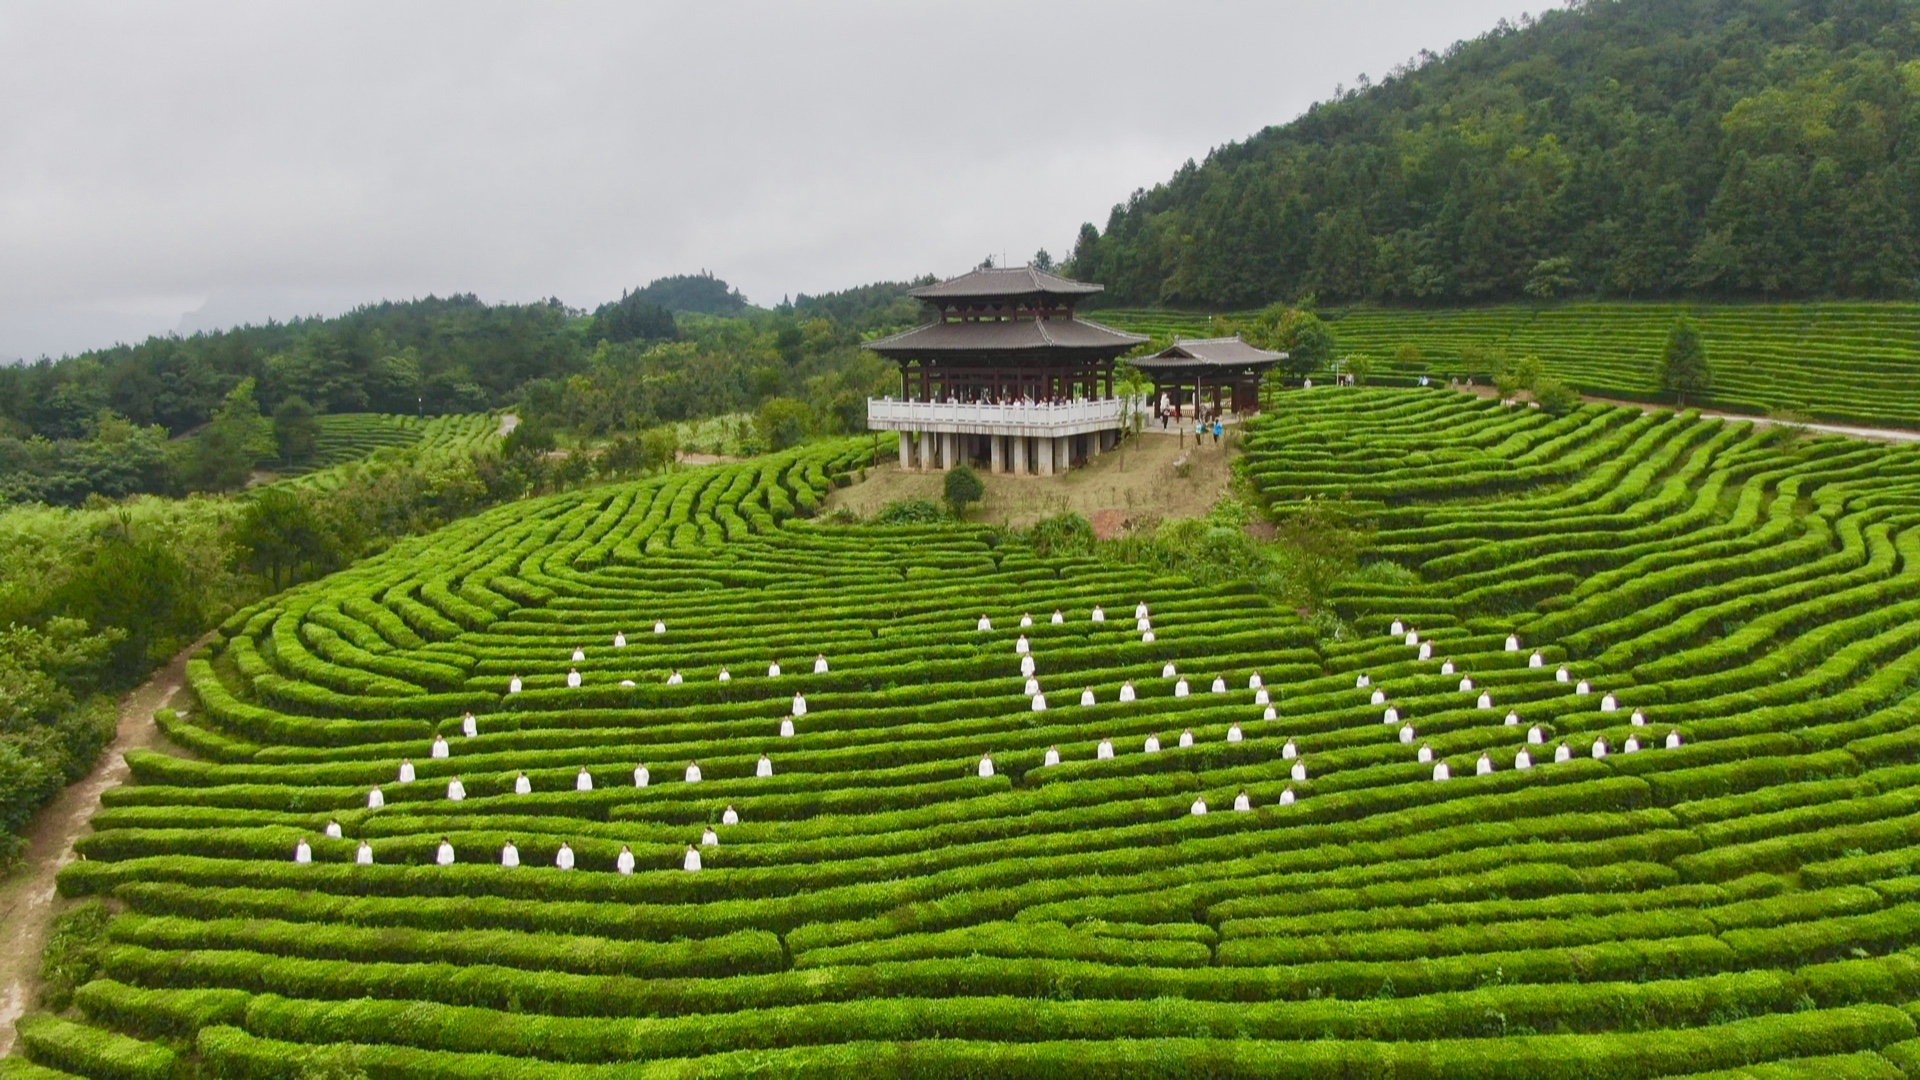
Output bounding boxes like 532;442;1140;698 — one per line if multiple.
268;412;503;491
21;391;1920;1077
1104;302;1920;429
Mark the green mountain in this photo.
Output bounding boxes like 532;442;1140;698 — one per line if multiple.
1066;0;1920;308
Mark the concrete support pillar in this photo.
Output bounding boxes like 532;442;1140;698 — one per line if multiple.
941;432;957;472
1087;432;1102;459
918;431;938;470
1055;436;1071;472
989;435;1005;474
898;432;912;470
1011;435;1027;475
1037;436;1055;476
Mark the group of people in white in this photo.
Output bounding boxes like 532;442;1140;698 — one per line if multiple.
1383;620;1684;783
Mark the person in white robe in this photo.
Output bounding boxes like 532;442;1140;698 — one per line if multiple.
1180;729;1195;748
814;654;829;674
368;786;385;809
977;615;993;632
718;668;731;682
634;764;651;787
566;669;582;689
1601;693;1618;712
1399;724;1415;745
1405;630;1419;647
431;736;450;759
1477;692;1493;710
1279;787;1296;806
572;647;586;662
1418;745;1433;764
295;839;312;864
1091;606;1106;623
447;777;465;801
702;826;720;847
1556;666;1571;683
1044;746;1061;767
1119;681;1136;702
1263;706;1277;721
978;754;995;777
1190;796;1207;816
768;660;782;677
1631;709;1646;727
352;840;374;865
1591;738;1609;759
653;621;666;634
1025;677;1040;697
509;675;523;694
515;772;532;795
463;714;478;738
1506;635;1520;652
792;693;807;716
685;761;702;783
1211;676;1227;694
1251;673;1265;690
1161;662;1178;679
1666;730;1683;749
1051;610;1065;625
1384;706;1400;725
1016;635;1030;655
1135;601;1150;620
1530;652;1544;669
1355;674;1370;690
1032;693;1047;712
1433;761;1451;781
1505;711;1520;726
621;680;635;688
1476;754;1494;776
723;805;740;825
1020;613;1033;628
1144;733;1161;753
666;670;683;685
1624;736;1641;753
1528;726;1545;745
1080;687;1096;706
1137;617;1152;633
577;768;594;792
1282;738;1297;760
1576;680;1591;695
1097;738;1114;760
1227;723;1244;743
617;845;635;874
780;717;795;738
436;837;455;866
1021;655;1038;679
1419;643;1433;661
757;754;774;777
1174;678;1190;698
501;841;520;868
1442;661;1456;677
683;845;702;871
1458;676;1472;692
1290;760;1307;781
1234;790;1252;812
398;760;416;783
1515;749;1533;770
325;819;343;839
1371;689;1387;706
614;632;627;648
1548;743;1570;763
1390;620;1405;637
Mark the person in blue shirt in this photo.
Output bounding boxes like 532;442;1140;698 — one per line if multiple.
1212;418;1223;443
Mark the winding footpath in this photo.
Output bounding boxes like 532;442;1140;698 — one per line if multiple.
0;637;206;1057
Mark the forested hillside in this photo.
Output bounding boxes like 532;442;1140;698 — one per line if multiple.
1068;0;1920;308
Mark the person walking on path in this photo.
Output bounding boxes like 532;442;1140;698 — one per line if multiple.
1212;418;1223;444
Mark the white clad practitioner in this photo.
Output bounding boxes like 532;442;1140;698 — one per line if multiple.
1458;675;1472;692
577;768;593;792
1557;666;1571;683
1356;674;1370;689
718;668;731;682
1591;737;1608;759
1400;725;1415;745
1234;790;1252;812
356;841;373;865
1025;677;1040;697
1044;746;1061;767
1137;617;1152;633
1282;739;1297;759
1032;693;1047;711
780;718;794;738
463;713;478;738
1290;760;1307;782
757;754;774;777
501;840;520;868
1506;711;1520;726
1279;787;1296;806
1174;678;1190;698
1418;642;1432;661
1119;681;1136;703
1476;754;1493;776
1016;635;1030;655
978;615;993;632
509;675;522;694
431;735;450;759
1528;726;1545;745
1391;620;1405;637
1577;680;1591;695
1432;761;1451;781
1136;602;1150;620
324;819;343;839
1190;796;1208;816
1227;723;1244;743
1515;749;1533;770
1506;635;1520;652
654;621;665;634
1144;734;1161;753
617;845;635;874
620;680;635;688
1251;673;1264;690
1384;706;1400;725
1406;630;1419;647
515;772;532;795
1632;710;1646;727
398;760;415;783
1097;738;1114;760
792;693;807;716
1667;731;1683;749
1021;655;1036;677
722;805;739;825
436;837;455;866
566;668;582;689
1180;729;1195;748
446;777;465;801
634;764;651;787
1052;610;1065;625
1530;652;1544;668
685;761;702;783
1021;613;1033;628
1624;736;1641;753
1478;692;1493;710
702;827;719;846
815;654;829;674
1161;662;1177;679
1372;689;1386;706
1256;688;1270;705
1264;706;1277;721
1212;675;1227;694
572;647;585;662
1601;693;1618;712
368;786;385;809
294;838;312;864
979;754;996;778
614;632;627;648
1080;688;1096;706
769;660;782;678
1418;744;1433;764
683;845;702;871
1142;628;1157;644
1554;743;1573;763
1091;606;1106;623
1442;661;1456;677
666;670;683;685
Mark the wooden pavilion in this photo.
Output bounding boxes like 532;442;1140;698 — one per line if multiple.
1129;336;1286;418
864;266;1147;474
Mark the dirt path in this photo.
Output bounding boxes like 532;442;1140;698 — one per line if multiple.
1459;385;1920;445
498;412;519;437
0;635;207;1057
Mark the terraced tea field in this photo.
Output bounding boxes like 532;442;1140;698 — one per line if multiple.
1102;302;1920;429
267;413;502;492
24;391;1920;1077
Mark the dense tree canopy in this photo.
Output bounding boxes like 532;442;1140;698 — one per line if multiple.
1067;0;1920;308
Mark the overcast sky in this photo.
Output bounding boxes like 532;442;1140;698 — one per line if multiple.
0;1;1535;363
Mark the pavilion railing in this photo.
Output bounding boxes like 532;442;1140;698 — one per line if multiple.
866;397;1132;433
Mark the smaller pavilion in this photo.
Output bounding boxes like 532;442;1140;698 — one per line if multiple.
1129;336;1285;417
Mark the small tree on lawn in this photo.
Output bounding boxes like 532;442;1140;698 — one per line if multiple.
1657;316;1712;407
944;464;984;519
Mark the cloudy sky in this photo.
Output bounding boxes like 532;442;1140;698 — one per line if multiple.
0;1;1534;362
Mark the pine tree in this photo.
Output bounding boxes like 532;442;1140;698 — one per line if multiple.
1656;316;1711;407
